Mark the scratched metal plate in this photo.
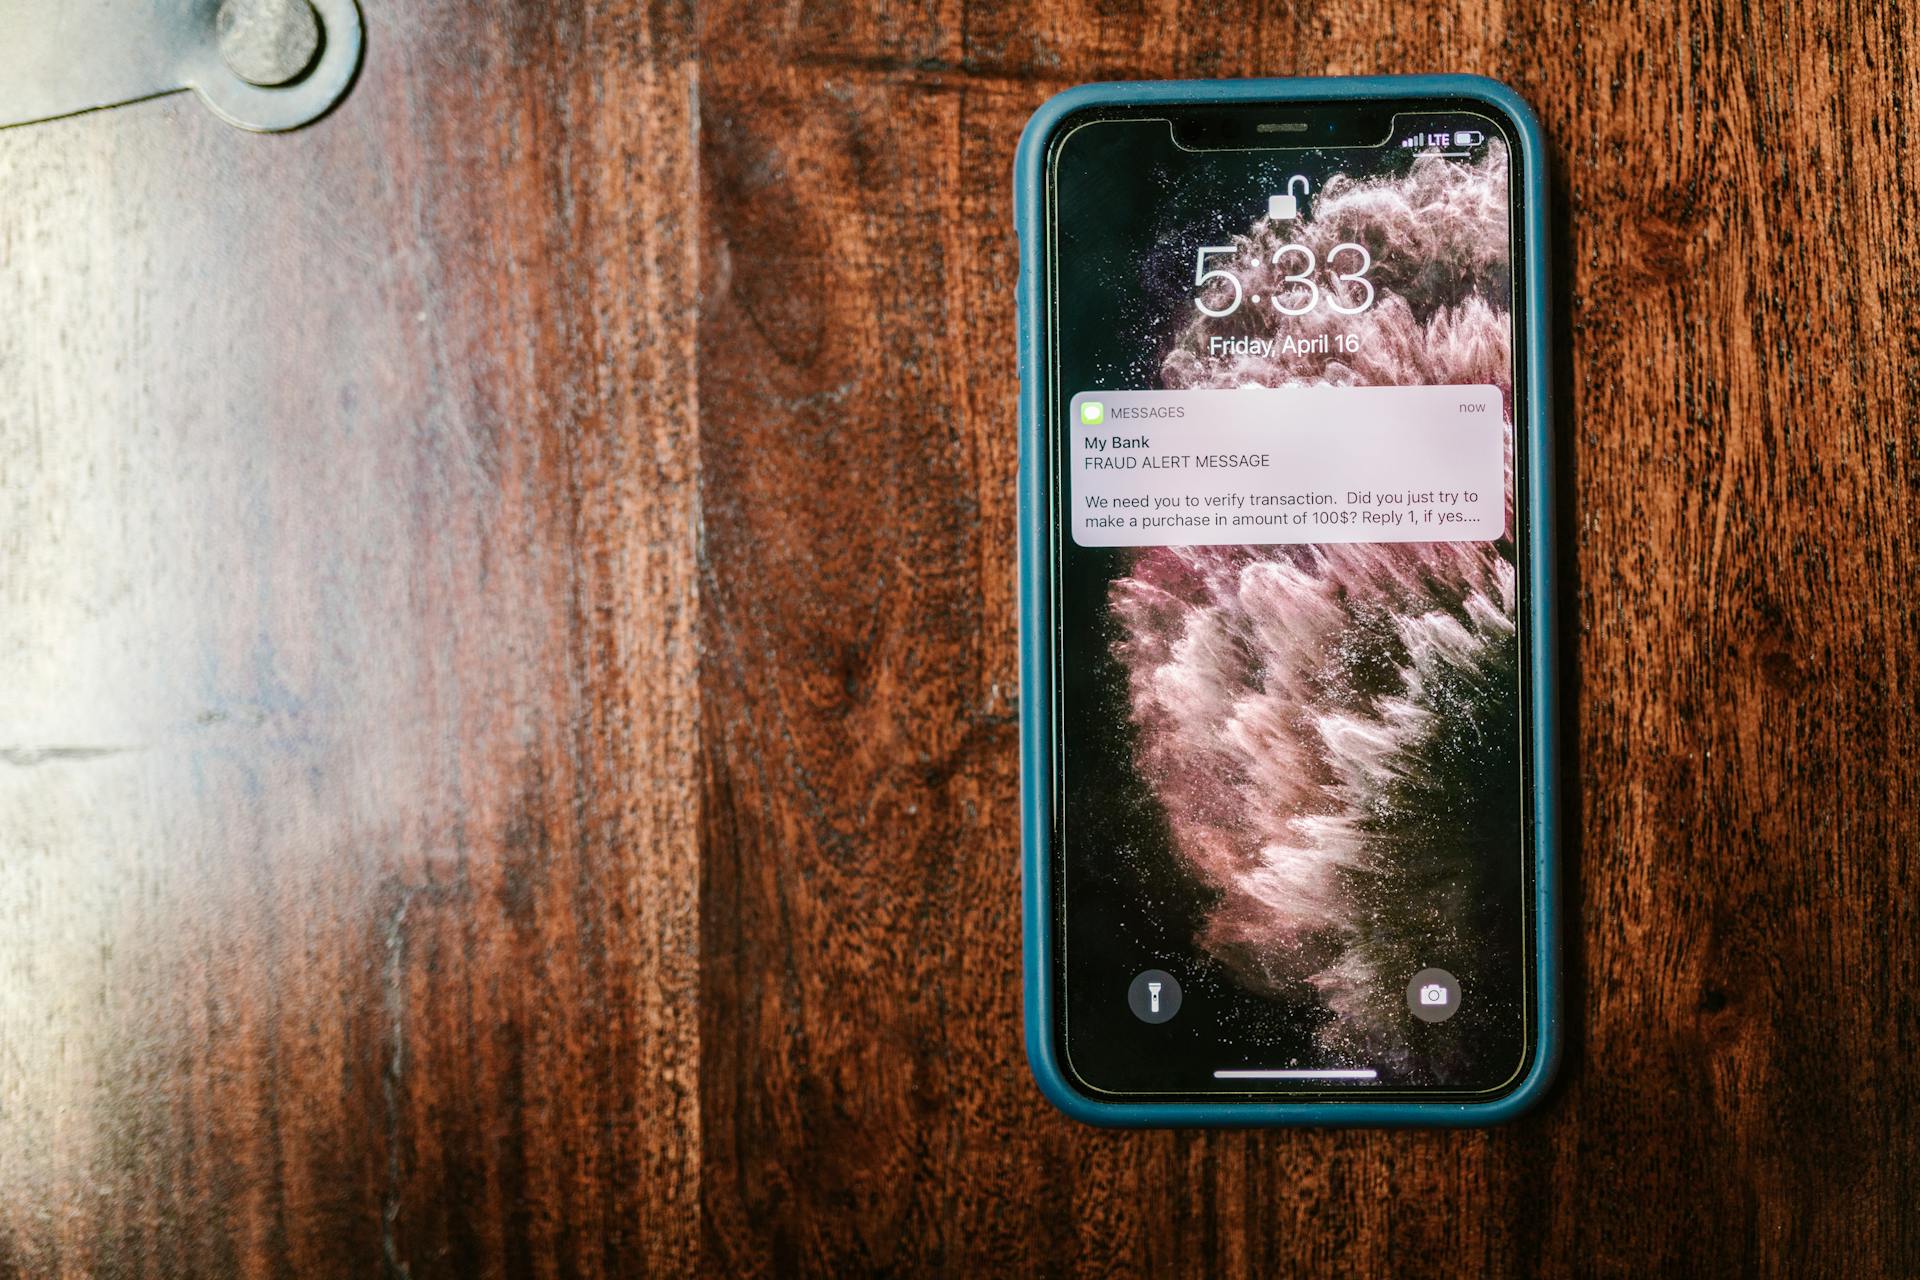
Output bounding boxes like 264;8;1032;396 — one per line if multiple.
0;0;362;132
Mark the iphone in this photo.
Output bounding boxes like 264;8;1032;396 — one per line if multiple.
1015;76;1558;1124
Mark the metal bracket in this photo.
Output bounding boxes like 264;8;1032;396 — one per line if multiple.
0;0;363;133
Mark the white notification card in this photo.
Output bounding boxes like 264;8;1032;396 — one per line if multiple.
1069;385;1506;548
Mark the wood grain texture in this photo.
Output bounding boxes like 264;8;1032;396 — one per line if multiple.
1;0;1916;1274
0;1;701;1274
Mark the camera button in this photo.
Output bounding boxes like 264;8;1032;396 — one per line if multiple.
1406;967;1461;1023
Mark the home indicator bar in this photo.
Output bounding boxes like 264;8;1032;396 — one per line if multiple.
1213;1068;1380;1081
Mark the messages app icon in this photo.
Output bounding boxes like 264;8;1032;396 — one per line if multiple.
1080;401;1105;426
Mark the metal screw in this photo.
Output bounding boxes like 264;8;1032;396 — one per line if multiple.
216;0;324;88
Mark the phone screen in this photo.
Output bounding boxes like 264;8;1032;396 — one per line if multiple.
1044;100;1536;1099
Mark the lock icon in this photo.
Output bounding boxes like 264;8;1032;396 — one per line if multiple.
1268;174;1310;221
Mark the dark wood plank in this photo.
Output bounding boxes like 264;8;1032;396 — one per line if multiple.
0;0;1915;1273
693;53;1046;1276
693;2;1920;1277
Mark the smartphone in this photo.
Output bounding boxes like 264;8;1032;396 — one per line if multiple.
1015;76;1558;1125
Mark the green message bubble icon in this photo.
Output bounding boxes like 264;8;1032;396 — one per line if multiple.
1080;401;1105;426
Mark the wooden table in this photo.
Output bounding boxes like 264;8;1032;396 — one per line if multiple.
2;1;1914;1274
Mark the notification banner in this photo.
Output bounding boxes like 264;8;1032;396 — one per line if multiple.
1068;385;1506;548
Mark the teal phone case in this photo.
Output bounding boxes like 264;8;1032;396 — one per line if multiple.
1015;74;1560;1127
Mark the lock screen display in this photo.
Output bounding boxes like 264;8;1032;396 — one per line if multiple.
1045;102;1536;1098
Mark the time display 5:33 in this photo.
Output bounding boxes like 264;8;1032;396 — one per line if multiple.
1193;242;1376;317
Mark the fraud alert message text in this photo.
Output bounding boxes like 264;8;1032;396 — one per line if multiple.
1069;386;1505;548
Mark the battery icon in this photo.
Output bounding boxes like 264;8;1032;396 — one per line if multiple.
1456;129;1486;147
